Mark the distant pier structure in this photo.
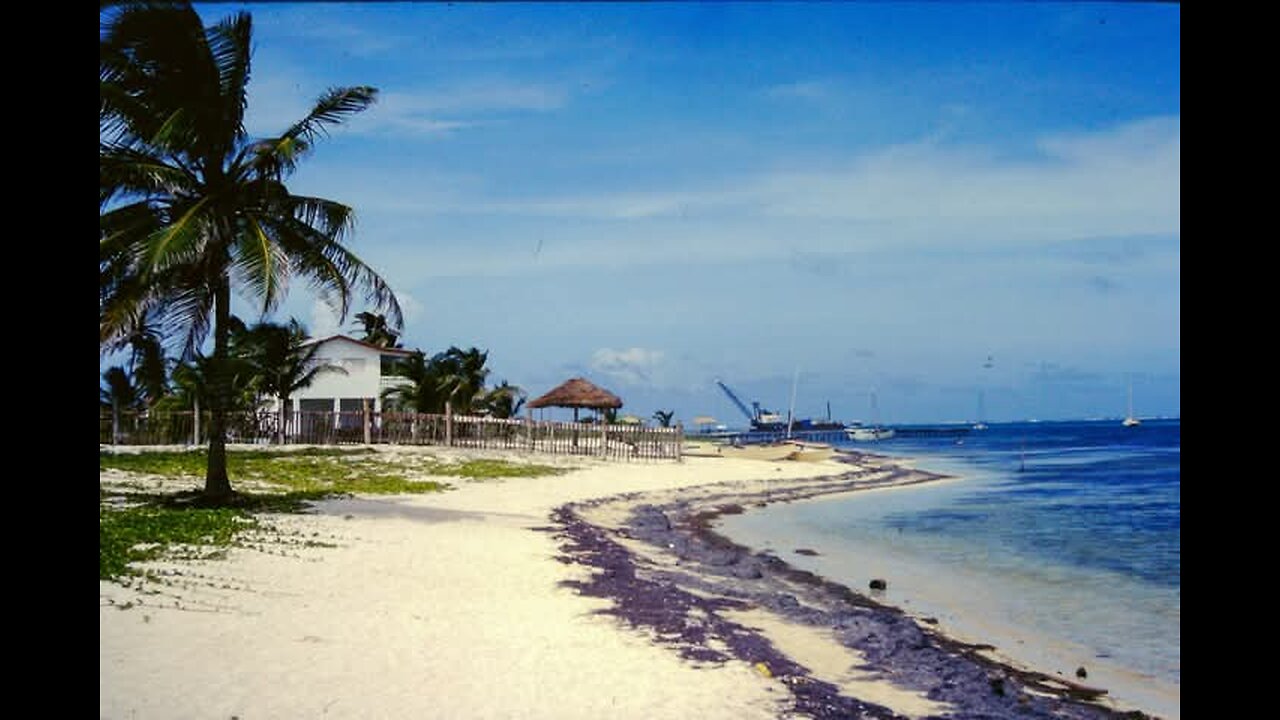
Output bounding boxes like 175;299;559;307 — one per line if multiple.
893;425;972;438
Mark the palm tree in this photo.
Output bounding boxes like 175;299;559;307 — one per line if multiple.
125;317;170;408
380;351;448;414
479;381;526;419
434;347;490;415
101;366;141;412
100;3;400;500
238;319;345;442
353;311;401;348
652;410;675;428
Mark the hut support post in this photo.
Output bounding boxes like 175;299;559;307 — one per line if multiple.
600;414;608;458
525;408;533;452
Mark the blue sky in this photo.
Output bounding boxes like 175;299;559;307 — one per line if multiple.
167;2;1179;425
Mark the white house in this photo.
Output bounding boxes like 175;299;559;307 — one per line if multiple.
283;335;416;431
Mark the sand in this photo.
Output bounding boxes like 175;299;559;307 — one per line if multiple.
100;445;1167;720
101;447;865;720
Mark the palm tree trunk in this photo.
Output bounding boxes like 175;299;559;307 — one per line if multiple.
204;279;233;499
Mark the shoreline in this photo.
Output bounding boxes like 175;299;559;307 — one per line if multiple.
554;451;1163;719
101;445;1170;719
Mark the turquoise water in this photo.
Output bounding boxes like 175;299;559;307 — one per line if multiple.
717;419;1180;712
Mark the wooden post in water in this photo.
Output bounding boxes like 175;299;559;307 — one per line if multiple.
445;401;453;447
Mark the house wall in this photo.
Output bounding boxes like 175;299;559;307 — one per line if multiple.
288;337;396;414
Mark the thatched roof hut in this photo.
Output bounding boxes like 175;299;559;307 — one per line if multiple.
528;377;623;421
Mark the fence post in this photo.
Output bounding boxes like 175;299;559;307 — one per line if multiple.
363;398;372;445
192;398;200;445
525;408;533;452
675;422;684;463
600;418;609;458
445;401;453;447
112;400;120;445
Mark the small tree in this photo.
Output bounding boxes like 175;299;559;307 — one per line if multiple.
353;311;402;348
652;410;675;428
239;319;345;442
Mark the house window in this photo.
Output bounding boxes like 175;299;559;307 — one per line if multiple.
381;355;409;376
299;398;335;436
339;398;366;429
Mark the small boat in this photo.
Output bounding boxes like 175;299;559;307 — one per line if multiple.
719;442;804;461
784;440;837;462
845;426;896;441
845;391;895;441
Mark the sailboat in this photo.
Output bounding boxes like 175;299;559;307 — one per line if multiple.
1122;378;1141;427
973;389;989;431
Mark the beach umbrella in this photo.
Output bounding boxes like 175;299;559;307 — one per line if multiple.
528;377;623;422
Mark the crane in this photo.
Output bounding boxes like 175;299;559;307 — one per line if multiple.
715;379;760;425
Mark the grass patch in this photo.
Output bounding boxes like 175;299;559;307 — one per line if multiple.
99;502;256;581
443;458;567;479
100;447;567;495
100;447;569;582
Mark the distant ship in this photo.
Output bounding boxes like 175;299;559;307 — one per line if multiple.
714;379;846;433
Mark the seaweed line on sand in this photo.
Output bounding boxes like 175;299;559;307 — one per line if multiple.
547;456;1157;720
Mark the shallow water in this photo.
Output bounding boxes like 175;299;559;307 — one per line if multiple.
717;419;1180;717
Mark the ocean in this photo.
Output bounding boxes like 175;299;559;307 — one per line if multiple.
716;419;1180;715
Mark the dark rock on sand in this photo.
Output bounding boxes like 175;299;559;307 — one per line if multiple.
794;548;820;556
1077;666;1088;679
869;578;888;590
630;505;672;532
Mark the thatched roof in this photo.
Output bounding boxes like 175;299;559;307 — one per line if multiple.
527;377;623;409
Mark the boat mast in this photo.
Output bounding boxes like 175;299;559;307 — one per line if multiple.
786;367;799;439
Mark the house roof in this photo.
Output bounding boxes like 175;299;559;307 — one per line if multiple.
300;334;417;357
527;377;623;409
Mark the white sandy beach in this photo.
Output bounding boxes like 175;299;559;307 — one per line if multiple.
101;448;885;720
100;445;1173;720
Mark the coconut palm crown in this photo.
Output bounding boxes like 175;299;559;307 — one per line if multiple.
100;2;401;498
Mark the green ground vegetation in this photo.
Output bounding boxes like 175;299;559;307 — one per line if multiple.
100;447;569;582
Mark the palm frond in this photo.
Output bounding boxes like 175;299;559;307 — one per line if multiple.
206;11;252;137
251;86;377;177
100;144;196;206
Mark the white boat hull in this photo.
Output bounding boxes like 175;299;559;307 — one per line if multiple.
845;427;895;441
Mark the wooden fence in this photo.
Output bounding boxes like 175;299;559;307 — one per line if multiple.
99;408;684;462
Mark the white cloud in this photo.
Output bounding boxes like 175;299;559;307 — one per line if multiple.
458;114;1180;248
247;76;569;139
309;300;343;339
590;347;666;385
